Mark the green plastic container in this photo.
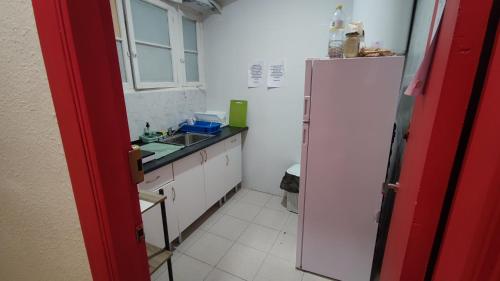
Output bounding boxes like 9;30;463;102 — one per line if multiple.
229;100;248;128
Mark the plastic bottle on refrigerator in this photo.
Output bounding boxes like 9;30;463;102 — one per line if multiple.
328;5;346;58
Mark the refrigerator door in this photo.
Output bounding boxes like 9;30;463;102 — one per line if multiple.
297;122;310;265
303;60;313;122
297;59;313;266
299;57;404;281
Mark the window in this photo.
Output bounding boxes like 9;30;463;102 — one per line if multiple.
182;17;200;84
125;0;177;89
111;0;204;91
110;0;133;89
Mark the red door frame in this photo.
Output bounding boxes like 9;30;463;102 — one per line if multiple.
432;26;500;281
31;0;149;280
30;0;498;280
380;0;495;280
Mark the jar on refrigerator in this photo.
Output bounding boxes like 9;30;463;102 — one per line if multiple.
344;32;360;58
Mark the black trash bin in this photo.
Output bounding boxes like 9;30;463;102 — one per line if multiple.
280;164;300;213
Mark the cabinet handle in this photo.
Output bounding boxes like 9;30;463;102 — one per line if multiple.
200;151;204;165
172;187;176;201
204;150;208;163
145;175;160;184
226;155;229;166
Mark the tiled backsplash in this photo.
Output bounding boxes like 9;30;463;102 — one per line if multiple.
124;88;207;141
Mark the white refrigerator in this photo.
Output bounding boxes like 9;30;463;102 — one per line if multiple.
297;57;404;281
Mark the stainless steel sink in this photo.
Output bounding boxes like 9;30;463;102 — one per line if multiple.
160;133;214;147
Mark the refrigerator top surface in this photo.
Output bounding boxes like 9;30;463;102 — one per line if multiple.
305;55;405;62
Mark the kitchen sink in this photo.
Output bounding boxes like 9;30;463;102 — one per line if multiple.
160;133;214;147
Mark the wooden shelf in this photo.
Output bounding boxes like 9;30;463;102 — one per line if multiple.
139;191;166;214
146;243;173;275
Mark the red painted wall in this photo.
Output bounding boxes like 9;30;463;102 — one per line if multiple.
380;0;494;280
432;28;500;281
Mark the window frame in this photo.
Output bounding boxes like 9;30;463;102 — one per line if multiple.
177;11;205;88
123;0;180;89
113;0;134;90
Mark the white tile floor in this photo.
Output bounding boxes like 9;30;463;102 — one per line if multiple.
152;188;331;281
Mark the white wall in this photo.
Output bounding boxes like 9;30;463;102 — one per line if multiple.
353;0;414;54
203;0;352;195
0;0;92;280
402;0;444;86
125;88;206;140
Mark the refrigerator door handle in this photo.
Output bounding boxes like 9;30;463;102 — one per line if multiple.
302;124;309;145
303;96;311;122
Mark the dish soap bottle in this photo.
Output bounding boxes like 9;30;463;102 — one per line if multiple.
144;122;151;136
328;4;346;58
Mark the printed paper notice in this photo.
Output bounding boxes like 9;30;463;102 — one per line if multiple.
248;61;264;88
267;60;285;88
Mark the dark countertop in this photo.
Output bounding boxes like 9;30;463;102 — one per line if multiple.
141;150;155;158
142;126;248;174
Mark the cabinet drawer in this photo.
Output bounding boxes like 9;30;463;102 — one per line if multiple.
138;164;174;191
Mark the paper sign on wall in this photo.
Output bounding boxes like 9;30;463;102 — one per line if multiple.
248;61;264;88
267;60;285;88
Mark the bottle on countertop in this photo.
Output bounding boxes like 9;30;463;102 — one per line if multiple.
328;4;346;58
144;122;151;136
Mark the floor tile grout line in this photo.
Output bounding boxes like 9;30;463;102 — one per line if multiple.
208;214;287;241
236;225;281;253
212;196;256;273
173;188;297;281
183;207;247;266
215;195;271;278
207;191;291;252
182;232;234;265
249;226;285;281
251;209;290;231
205;187;254;280
199;227;245;280
203;267;217;281
206;267;250;281
251;250;271;281
239;196;272;207
185;188;249;254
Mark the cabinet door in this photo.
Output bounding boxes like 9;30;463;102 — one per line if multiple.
204;141;228;208
142;182;179;247
173;151;207;231
225;134;242;192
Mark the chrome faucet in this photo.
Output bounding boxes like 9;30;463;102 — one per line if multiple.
167;127;176;136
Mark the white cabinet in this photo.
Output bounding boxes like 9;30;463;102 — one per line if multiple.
202;133;242;209
172;151;207;231
204;141;228;207
141;181;179;247
142;133;244;236
225;134;242;190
